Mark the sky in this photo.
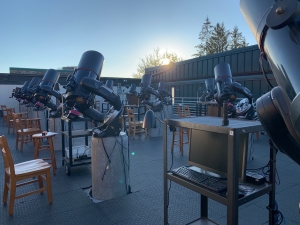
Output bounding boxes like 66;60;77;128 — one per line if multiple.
0;0;257;78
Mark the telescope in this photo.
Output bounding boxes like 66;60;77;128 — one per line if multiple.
34;69;62;111
137;74;163;111
64;50;123;137
158;81;172;105
214;63;253;105
23;77;41;106
63;50;105;121
17;81;30;101
200;78;217;102
241;0;300;165
105;80;114;90
129;83;137;95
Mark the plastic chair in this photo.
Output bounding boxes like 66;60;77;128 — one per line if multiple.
127;109;147;138
0;135;53;215
13;113;41;151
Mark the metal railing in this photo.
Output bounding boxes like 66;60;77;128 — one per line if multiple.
172;97;198;117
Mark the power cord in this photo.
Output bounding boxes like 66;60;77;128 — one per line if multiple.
267;200;285;225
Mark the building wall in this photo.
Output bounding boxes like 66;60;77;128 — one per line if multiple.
145;45;276;100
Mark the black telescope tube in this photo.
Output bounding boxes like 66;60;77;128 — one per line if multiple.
19;81;30;98
35;69;60;104
240;0;300;137
158;81;165;91
39;69;59;89
65;50;105;108
129;83;136;94
214;62;235;103
141;74;152;90
205;78;215;92
240;0;300;100
27;77;41;93
105;80;114;90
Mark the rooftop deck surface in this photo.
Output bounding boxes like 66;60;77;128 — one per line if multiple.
0;120;300;225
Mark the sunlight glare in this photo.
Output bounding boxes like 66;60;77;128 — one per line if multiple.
162;58;170;65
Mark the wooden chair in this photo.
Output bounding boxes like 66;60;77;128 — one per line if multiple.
13;113;41;151
26;118;41;130
1;105;7;125
0;135;53;215
33;132;58;175
6;108;15;134
177;104;185;118
11;113;27;135
127;109;147;138
183;105;191;117
171;105;190;155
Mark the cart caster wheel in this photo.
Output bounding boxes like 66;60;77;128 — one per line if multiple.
65;163;71;176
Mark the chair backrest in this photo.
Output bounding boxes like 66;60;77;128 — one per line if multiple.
6;108;14;121
177;104;184;118
13;113;26;132
0;136;15;176
26;118;41;130
127;109;136;123
1;105;7;116
183;106;191;117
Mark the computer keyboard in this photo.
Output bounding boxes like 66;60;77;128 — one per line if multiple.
172;166;227;193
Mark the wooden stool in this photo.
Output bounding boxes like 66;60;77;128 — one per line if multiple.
171;127;189;155
32;132;57;175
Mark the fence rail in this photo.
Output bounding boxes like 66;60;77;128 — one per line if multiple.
172;97;198;117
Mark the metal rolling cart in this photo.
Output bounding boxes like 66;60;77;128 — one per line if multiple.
163;116;276;225
61;116;92;175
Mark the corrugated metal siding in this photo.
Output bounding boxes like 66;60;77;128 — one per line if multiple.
146;44;275;100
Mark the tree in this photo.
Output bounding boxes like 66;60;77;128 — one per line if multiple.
193;16;213;57
193;17;248;57
206;22;230;54
229;26;249;49
133;47;184;78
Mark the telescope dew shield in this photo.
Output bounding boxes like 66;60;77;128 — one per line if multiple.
129;83;136;94
35;69;60;103
141;74;152;90
105;80;114;90
205;78;215;93
158;81;165;91
65;50;105;109
25;77;41;100
214;62;236;103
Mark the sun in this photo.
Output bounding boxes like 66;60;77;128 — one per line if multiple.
162;58;170;65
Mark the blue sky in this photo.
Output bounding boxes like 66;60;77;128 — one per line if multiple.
0;0;257;78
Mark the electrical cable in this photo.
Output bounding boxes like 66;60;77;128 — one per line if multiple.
101;138;117;180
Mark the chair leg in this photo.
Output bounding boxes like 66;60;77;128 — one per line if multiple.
20;135;24;151
133;126;136;138
179;127;183;155
46;171;53;204
15;133;19;149
48;138;57;175
8;182;16;215
3;174;9;204
38;175;43;195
